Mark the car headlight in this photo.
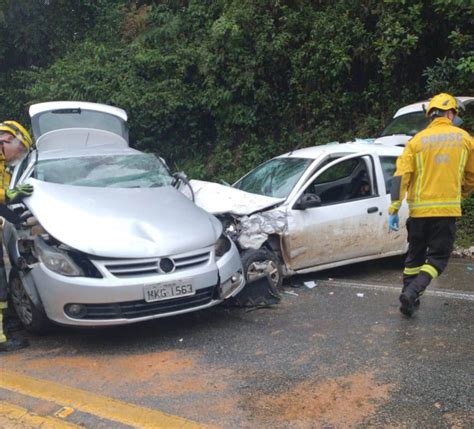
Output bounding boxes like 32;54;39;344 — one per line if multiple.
34;236;83;277
214;234;232;258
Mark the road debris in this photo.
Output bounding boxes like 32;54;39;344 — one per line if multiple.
357;293;364;298
284;290;299;297
232;275;281;307
304;281;318;289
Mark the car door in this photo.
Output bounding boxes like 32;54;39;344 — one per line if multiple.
283;153;386;271
379;155;409;254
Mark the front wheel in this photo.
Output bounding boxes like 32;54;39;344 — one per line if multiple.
9;270;52;334
241;247;283;289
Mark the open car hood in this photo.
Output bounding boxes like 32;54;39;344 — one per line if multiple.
190;180;284;216
24;179;221;258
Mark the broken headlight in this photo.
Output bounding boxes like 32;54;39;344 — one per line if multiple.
214;234;232;258
34;236;84;277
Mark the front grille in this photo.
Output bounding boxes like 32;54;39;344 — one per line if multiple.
72;286;215;320
101;251;211;278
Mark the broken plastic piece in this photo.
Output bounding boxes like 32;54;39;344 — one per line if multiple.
357;293;364;297
284;290;299;297
231;275;281;307
304;281;318;289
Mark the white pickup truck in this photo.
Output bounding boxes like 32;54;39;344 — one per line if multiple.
375;96;474;147
192;142;408;287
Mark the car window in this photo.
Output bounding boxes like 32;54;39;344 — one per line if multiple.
314;158;359;183
304;157;373;204
233;157;312;198
33;109;128;140
33;154;174;188
380;156;397;194
10;153;31;187
382;112;429;137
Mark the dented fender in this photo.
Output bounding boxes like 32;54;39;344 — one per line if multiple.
237;209;288;250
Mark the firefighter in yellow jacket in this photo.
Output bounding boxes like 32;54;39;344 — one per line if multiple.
0;121;33;352
388;93;474;317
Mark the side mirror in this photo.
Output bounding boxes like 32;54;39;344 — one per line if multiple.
293;193;322;210
172;171;189;184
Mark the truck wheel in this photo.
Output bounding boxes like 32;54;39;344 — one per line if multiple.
9;270;52;334
241;248;283;289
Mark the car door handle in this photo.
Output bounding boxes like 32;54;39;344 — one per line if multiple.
367;207;378;213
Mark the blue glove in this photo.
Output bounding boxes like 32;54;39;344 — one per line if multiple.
388;214;399;232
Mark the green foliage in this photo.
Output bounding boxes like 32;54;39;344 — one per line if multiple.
457;195;474;248
0;1;472;238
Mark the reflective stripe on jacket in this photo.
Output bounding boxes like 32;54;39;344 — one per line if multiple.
389;117;474;217
0;152;11;205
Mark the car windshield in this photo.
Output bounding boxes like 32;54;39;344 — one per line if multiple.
381;112;429;137
34;154;174;188
234;157;313;198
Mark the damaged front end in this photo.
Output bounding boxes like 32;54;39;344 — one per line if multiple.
6;209;97;279
215;211;287;307
189;180;290;306
4;209;102;327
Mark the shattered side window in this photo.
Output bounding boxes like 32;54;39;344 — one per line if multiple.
34;154;174;188
234;157;312;198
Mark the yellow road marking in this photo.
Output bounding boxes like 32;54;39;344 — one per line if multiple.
0;401;80;429
0;370;204;428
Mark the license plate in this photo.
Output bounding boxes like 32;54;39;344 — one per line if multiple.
144;280;195;303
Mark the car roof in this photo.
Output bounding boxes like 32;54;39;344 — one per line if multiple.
393;96;474;118
29;101;128;122
280;141;403;160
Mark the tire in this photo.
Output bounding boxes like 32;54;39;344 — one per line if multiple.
9;269;52;334
241;247;283;289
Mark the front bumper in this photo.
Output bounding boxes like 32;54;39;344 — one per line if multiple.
28;242;245;326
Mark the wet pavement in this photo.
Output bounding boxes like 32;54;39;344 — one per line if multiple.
0;256;473;428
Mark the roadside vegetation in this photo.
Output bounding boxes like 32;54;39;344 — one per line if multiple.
1;0;472;245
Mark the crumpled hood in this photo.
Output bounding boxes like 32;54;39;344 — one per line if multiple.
24;179;221;258
190;180;284;216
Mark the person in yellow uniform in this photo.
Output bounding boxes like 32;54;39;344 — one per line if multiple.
0;121;34;352
388;93;474;317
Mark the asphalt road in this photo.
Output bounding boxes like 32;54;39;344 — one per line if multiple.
1;256;473;428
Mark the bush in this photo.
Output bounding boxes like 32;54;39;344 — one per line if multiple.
457;195;474;248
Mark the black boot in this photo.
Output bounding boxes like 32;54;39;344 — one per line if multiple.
399;289;418;317
0;336;29;352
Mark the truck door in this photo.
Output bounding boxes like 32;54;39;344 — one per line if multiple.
284;153;386;270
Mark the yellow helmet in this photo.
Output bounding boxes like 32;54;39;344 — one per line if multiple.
425;93;459;117
0;120;33;150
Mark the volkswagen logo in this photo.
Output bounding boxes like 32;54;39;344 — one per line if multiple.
158;258;175;273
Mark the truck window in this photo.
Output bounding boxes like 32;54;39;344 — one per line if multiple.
380;156;397;194
304;157;374;204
